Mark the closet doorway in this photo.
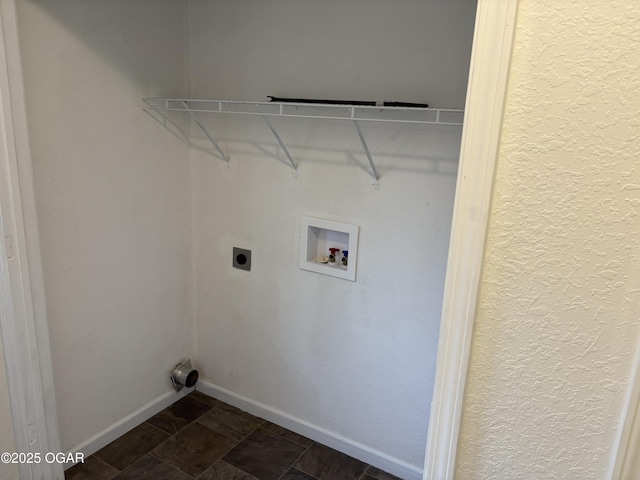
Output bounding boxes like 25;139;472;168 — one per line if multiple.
0;1;517;479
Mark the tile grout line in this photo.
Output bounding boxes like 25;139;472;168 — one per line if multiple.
92;421;174;474
274;440;317;480
215;419;265;458
148;396;215;438
193;413;267;479
170;391;290;478
258;422;316;449
149;422;238;479
145;396;240;477
357;465;372;480
194;391;320;479
209;408;317;480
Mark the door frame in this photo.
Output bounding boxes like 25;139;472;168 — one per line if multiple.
0;0;63;478
0;1;516;479
423;1;518;478
610;343;640;479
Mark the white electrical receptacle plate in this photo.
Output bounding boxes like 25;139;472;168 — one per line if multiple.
299;216;359;281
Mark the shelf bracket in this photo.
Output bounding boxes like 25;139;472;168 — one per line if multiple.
181;101;230;163
352;119;380;182
257;105;297;173
143;106;192;147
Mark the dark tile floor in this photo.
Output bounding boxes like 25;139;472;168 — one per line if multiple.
65;391;403;480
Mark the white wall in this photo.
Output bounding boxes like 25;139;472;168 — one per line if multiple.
0;343;17;480
188;0;475;109
456;0;640;477
189;0;475;468
16;0;193;451
11;0;476;468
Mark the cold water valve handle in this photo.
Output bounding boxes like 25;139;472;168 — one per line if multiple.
342;250;349;266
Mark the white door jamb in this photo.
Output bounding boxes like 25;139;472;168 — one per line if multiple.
0;0;63;478
423;1;519;478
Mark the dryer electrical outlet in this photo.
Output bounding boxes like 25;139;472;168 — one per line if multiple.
232;247;252;271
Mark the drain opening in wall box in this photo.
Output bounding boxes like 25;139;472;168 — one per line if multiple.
299;216;359;281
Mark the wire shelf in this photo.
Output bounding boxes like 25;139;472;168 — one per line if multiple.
144;98;464;126
143;97;465;186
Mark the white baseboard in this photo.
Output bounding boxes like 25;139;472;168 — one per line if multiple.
64;387;194;469
196;380;423;480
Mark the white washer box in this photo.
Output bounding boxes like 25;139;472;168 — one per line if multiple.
299;216;359;281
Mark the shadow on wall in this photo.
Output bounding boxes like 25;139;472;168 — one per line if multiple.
27;0;466;182
145;109;462;179
26;0;188;96
28;0;476;107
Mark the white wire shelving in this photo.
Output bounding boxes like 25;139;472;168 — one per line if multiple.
143;98;464;185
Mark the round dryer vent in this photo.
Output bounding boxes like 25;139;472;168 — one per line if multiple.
170;358;198;392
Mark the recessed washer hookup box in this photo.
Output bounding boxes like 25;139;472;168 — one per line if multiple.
299;216;359;281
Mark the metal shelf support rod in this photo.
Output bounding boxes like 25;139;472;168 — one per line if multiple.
261;114;297;171
352;119;379;182
181;102;229;163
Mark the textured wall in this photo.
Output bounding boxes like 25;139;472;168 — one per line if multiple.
189;0;475;468
16;0;193;451
456;0;640;478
